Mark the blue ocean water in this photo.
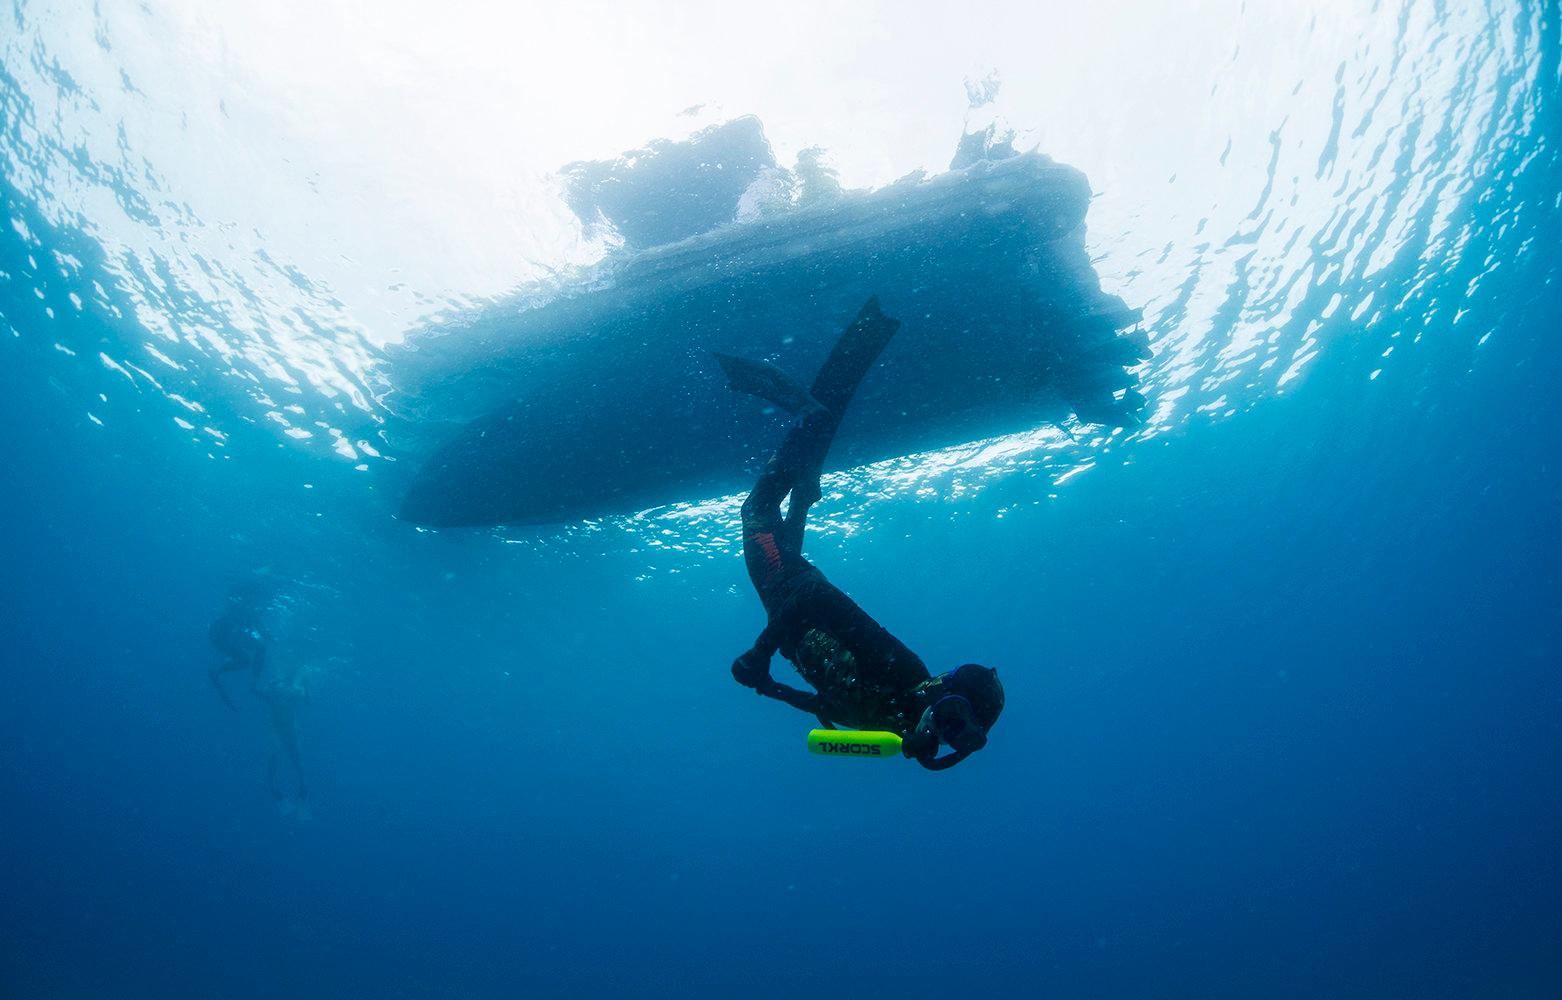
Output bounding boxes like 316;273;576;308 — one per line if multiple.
2;3;1559;998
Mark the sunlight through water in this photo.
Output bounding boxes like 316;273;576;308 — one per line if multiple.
0;0;1550;539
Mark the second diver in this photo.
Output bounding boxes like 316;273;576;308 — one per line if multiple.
208;577;309;811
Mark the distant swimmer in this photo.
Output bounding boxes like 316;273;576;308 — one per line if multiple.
207;576;309;812
208;578;275;711
719;298;1004;770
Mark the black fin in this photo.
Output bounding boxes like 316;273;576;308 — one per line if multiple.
807;296;900;417
711;351;821;414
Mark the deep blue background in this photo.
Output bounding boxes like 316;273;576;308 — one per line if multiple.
3;42;1561;1000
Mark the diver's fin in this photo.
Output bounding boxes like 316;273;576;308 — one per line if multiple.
714;296;900;419
711;351;822;415
208;669;239;712
808;296;901;417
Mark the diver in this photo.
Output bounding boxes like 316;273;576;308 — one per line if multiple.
207;577;309;811
718;297;1005;770
207;578;275;711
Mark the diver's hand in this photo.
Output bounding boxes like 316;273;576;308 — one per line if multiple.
731;649;773;690
901;725;937;761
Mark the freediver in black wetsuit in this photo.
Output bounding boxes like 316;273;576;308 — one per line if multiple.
208;579;308;809
720;298;1005;770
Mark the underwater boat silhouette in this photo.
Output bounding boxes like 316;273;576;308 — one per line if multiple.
396;122;1147;527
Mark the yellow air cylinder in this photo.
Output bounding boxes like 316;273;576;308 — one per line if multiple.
807;729;903;759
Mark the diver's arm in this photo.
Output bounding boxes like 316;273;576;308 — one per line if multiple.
733;642;826;716
902;720;972;771
723;617;816;714
751;616;784;660
732;621;827;718
755;678;823;716
731;616;785;688
207;668;240;712
913;748;971;771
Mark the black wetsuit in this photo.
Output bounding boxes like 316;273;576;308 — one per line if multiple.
733;303;936;736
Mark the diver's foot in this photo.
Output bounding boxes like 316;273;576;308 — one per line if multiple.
790;481;823;511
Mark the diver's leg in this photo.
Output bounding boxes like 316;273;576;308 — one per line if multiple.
280;737;306;801
776;446;827;557
736;448;800;692
741;458;794;603
742;407;835;591
761;299;899;528
268;702;307;802
761;296;899;523
735;297;899;593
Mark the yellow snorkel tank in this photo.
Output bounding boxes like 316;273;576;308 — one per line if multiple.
807;729;903;759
